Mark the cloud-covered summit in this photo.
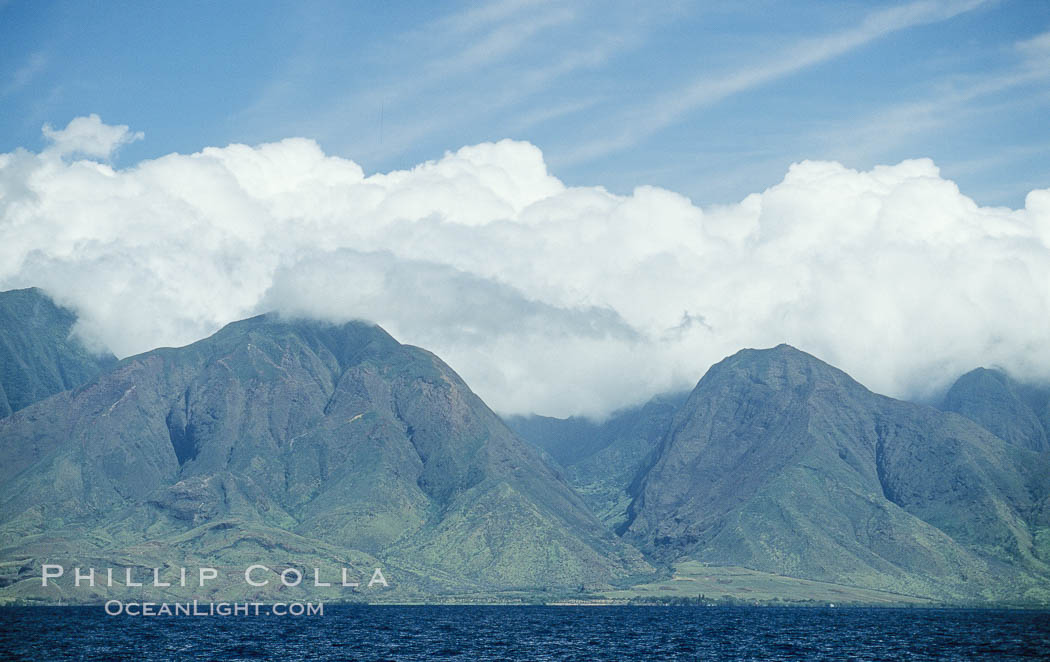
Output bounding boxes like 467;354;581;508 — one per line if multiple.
1;116;1048;418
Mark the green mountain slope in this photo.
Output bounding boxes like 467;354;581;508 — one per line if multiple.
0;287;116;417
506;393;686;529
4;299;1048;605
0;314;651;601
941;367;1050;453
622;345;1050;603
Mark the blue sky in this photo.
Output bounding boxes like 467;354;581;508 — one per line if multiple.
2;0;1048;207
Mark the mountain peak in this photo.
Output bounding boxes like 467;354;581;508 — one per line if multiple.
0;286;72;325
0;304;653;594
942;365;1049;452
623;342;1050;601
0;287;116;416
954;366;1007;384
207;312;392;342
700;343;861;397
154;313;405;377
733;343;825;363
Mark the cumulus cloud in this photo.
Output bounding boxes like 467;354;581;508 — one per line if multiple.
2;116;1049;417
41;114;144;159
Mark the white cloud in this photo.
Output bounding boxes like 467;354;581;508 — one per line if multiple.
41;114;144;159
3;51;48;96
561;0;992;164
1017;30;1050;60
237;1;665;168
2;116;1049;418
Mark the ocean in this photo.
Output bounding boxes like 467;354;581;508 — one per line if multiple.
1;605;1048;660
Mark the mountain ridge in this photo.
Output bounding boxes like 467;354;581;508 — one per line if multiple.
618;344;1050;601
1;289;1048;604
0;310;652;600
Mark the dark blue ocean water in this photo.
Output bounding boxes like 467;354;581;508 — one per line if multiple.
1;605;1048;661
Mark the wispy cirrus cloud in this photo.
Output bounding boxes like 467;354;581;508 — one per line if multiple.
234;0;681;167
3;51;48;97
557;0;992;165
1016;29;1050;63
790;27;1050;202
433;0;556;36
505;97;605;134
420;6;577;81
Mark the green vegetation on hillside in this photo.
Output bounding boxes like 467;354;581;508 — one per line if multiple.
0;287;116;417
2;289;1048;606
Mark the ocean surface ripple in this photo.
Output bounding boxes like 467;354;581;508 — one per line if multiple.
1;606;1048;661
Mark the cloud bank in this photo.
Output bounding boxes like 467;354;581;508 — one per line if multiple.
2;116;1048;418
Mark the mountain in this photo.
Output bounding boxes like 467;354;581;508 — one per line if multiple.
3;290;1048;605
941;367;1050;453
0;287;116;417
621;345;1050;603
506;392;687;529
0;314;651;602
